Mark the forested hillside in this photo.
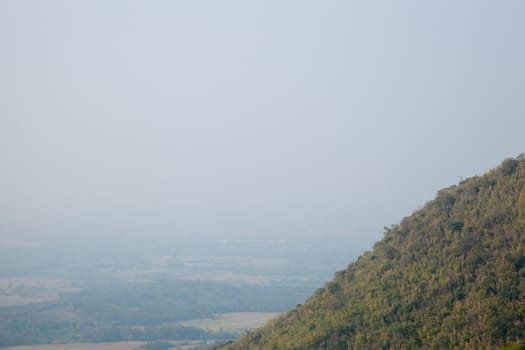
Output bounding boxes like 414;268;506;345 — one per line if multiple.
217;155;525;349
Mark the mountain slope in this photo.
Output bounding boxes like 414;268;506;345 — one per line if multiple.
217;155;525;349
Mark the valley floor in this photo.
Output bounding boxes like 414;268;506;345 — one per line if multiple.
1;340;212;350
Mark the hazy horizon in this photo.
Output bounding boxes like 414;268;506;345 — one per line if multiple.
1;1;524;245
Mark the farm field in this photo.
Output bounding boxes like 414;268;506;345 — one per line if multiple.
0;276;80;306
1;341;146;350
1;340;212;350
178;312;282;332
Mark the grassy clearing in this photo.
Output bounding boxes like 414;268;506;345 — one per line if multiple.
178;312;281;332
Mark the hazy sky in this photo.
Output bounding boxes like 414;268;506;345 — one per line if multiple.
1;1;524;243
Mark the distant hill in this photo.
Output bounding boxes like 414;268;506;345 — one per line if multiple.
217;155;525;349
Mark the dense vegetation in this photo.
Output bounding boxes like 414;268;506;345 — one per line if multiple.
218;155;525;349
0;279;312;347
